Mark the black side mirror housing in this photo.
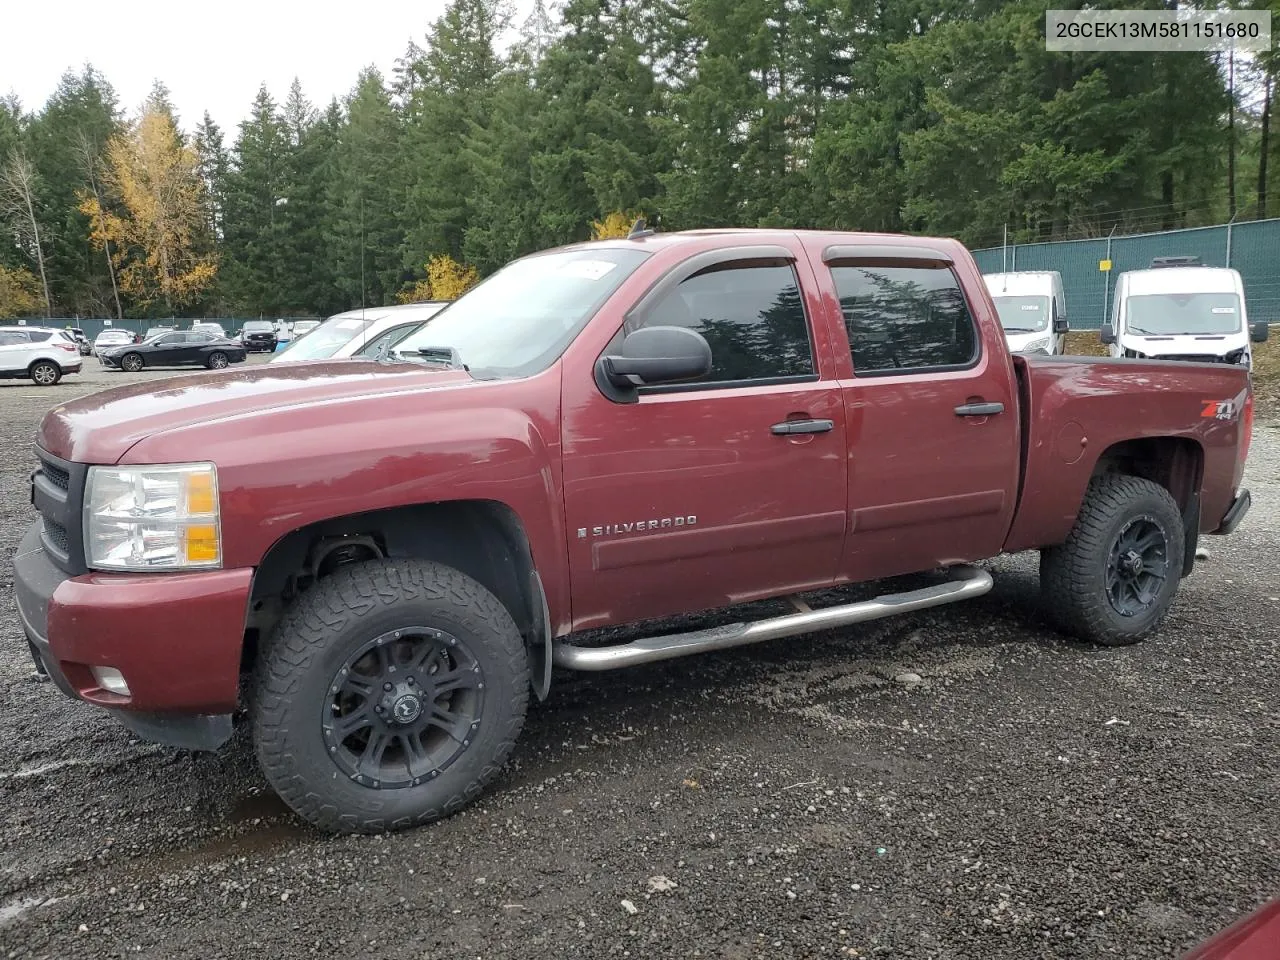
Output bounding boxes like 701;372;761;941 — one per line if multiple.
1053;318;1069;334
600;326;712;390
1099;323;1117;345
1251;320;1269;343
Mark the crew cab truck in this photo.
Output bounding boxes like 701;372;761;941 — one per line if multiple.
13;229;1255;834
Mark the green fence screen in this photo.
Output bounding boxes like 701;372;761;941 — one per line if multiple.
972;218;1280;330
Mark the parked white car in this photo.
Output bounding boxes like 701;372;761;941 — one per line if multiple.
1102;259;1269;367
92;328;135;357
193;322;227;338
270;303;448;364
983;271;1069;355
0;325;84;386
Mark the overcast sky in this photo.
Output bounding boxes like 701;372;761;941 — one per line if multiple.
1;0;473;133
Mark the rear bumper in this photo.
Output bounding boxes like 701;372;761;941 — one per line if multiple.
12;521;251;750
1214;489;1251;535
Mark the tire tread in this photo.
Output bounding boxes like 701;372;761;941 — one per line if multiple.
252;559;529;834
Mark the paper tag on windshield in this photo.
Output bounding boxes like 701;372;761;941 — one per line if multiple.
559;260;618;281
1021;305;1039;310
1211;307;1235;314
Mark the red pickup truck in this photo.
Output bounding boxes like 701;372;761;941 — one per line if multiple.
14;229;1255;833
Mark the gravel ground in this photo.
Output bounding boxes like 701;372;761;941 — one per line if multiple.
1;359;1277;960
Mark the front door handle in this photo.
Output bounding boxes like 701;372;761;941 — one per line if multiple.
771;418;834;435
954;402;1005;417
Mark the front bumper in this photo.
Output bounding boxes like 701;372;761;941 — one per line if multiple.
13;521;252;750
1214;488;1251;535
97;354;121;367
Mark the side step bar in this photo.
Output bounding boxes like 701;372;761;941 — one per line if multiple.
552;565;993;672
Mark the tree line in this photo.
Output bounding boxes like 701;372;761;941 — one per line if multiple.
2;0;1278;320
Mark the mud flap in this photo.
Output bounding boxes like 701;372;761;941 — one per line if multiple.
1181;491;1200;578
528;571;553;701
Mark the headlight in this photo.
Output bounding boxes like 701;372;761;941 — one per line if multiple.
84;463;221;570
1018;337;1052;354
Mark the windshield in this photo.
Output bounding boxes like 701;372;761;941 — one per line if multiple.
242;322;273;332
1124;292;1243;336
392;248;650;377
97;331;130;342
991;295;1050;332
273;314;380;361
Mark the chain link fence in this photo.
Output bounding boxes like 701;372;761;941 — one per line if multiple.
971;218;1280;330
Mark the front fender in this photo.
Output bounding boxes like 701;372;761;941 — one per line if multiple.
119;372;571;630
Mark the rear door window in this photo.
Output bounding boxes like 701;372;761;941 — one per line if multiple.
830;263;979;374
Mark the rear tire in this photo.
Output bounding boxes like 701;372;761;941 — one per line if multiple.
252;559;530;834
121;353;144;372
29;361;60;386
207;351;229;369
1040;475;1184;646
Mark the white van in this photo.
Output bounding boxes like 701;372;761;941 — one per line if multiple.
982;271;1069;355
1102;259;1269;367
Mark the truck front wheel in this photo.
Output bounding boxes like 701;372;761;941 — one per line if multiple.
1040;475;1184;646
252;559;529;833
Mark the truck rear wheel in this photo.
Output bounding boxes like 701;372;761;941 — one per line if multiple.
252;559;529;833
1040;475;1184;646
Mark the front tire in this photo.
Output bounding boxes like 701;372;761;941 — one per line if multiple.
121;352;144;372
1040;475;1184;646
29;361;61;386
252;559;530;834
207;351;229;369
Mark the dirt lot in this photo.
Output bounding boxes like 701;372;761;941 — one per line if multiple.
1;358;1277;960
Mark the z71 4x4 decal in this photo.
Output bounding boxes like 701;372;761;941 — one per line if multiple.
1201;399;1239;421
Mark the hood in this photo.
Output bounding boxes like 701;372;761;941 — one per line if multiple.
39;360;475;464
1120;332;1248;357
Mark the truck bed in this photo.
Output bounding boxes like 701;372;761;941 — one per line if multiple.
1004;354;1251;553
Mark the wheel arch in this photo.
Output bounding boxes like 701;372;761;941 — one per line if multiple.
245;500;551;697
1088;435;1204;575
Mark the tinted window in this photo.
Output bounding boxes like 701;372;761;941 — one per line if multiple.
189;333;215;343
0;332;26;346
831;264;978;374
633;261;814;384
27;331;51;342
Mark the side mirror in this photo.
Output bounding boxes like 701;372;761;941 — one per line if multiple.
1251;321;1269;343
1099;323;1117;345
600;326;712;389
1053;318;1069;334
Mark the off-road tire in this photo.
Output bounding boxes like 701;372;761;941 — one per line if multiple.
121;352;144;372
1040;475;1184;646
29;361;60;386
252;559;529;833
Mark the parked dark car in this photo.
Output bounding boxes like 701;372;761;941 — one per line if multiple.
67;327;92;356
238;320;278;352
97;329;247;371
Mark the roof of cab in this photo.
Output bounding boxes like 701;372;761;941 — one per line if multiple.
537;228;968;261
982;272;1061;297
1122;266;1243;296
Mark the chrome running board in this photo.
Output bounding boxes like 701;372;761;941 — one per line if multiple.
552;565;993;672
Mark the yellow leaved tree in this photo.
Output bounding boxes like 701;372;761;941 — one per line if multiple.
591;211;642;240
398;254;480;303
0;265;44;319
79;104;217;311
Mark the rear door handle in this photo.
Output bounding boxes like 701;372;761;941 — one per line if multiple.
771;418;834;435
954;402;1004;417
